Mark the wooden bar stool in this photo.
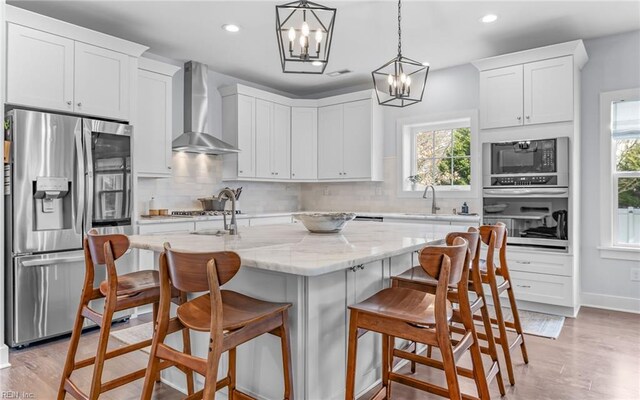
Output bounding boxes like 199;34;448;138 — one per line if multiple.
346;238;489;400
141;243;294;400
477;222;529;385
391;228;506;396
58;229;194;400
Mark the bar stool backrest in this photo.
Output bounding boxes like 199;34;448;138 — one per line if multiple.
445;228;480;289
163;244;241;293
86;228;130;266
418;237;468;287
479;222;507;249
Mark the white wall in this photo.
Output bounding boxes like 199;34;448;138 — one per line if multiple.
136;53;302;213
579;30;640;312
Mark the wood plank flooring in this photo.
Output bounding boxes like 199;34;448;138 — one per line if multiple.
0;307;639;399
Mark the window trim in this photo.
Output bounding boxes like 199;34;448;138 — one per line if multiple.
599;88;640;259
396;110;479;199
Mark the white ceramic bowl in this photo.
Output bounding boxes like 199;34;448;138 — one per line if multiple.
293;212;356;233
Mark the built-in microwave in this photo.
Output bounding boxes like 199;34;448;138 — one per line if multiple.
482;137;569;187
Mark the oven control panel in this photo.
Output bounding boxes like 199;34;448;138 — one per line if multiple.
491;175;557;186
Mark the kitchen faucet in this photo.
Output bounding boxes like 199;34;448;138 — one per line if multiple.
218;188;238;235
422;185;440;214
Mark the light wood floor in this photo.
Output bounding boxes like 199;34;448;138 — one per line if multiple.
0;307;639;399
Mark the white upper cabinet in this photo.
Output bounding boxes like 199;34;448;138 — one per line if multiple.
222;94;256;179
7;24;75;112
474;41;587;131
479;65;524;129
291;107;318;180
74;42;130;121
221;84;382;182
523;56;573;125
5;19;144;121
342;100;372;179
272;103;291;178
136;58;178;177
255;99;273;178
255;99;291;178
318;104;344;179
318;99;380;180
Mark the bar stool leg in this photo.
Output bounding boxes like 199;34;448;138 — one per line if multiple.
478;294;506;395
505;282;529;364
151;302;161;384
228;347;237;397
438;337;462;400
203;333;223;400
345;310;359;400
88;295;116;400
382;334;390;393
178;292;196;395
279;309;294;400
57;301;89;400
459;291;490;400
489;279;516;386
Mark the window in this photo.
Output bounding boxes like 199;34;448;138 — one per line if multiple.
398;111;479;198
600;88;640;257
611;100;640;246
412;125;471;189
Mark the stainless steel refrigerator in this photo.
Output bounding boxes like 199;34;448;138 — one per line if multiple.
4;109;134;347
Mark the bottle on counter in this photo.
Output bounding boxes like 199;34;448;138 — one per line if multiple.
461;202;469;214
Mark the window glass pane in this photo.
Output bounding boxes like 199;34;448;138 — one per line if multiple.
433;130;453;158
452;128;471;157
452;156;471;185
434;158;453;186
615;139;640;172
617;177;640;244
415;130;434;160
612;100;640;139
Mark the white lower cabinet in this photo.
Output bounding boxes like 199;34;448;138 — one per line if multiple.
137;222;194;269
502;270;574;307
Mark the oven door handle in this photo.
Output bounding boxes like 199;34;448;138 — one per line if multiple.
483;188;569;197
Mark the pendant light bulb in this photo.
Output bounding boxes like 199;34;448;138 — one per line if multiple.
288;27;296;41
400;73;407;83
315;29;323;43
406;76;411;86
301;21;310;36
387;74;394;85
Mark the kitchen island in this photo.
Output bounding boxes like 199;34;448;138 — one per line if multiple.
129;221;467;400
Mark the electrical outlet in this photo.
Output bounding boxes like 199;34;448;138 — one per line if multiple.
631;268;640;282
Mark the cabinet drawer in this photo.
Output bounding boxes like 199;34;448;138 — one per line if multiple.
138;222;194;234
506;250;572;276
503;271;573;307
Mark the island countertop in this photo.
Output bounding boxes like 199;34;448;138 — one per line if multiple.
129;221;465;277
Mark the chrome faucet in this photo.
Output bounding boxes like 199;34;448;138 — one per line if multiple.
422;185;440;214
218;188;238;235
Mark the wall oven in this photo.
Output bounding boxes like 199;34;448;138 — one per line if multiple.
483;137;569;187
482;137;570;252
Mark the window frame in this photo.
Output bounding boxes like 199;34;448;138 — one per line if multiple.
397;110;480;199
599;88;640;260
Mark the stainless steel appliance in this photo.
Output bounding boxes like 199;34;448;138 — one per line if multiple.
4;109;134;347
483;137;569;187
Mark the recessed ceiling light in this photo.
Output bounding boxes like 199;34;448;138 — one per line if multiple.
481;14;498;24
222;24;240;33
422;61;430;67
327;69;352;77
312;61;324;67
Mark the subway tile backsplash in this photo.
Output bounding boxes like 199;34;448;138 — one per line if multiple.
137;154;480;215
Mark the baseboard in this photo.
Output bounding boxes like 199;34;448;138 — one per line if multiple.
581;292;640;314
0;344;11;369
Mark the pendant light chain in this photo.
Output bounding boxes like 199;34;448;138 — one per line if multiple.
397;0;402;57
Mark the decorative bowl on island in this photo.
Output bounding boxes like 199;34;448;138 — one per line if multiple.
293;212;356;233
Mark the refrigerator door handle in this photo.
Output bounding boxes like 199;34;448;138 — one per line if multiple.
83;122;94;232
74;124;85;235
21;256;86;267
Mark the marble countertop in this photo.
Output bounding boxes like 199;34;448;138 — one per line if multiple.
137;212;294;225
129;221;464;277
136;211;480;225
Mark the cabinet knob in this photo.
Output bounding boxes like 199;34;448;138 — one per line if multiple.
77;102;82;107
239;170;243;173
275;172;279;175
526;116;530;120
66;101;72;106
517;116;521;120
292;173;295;177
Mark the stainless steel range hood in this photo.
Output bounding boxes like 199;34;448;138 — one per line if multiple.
172;61;239;154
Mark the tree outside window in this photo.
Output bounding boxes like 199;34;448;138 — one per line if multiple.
413;127;471;188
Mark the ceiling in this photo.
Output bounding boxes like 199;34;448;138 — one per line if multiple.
8;1;640;97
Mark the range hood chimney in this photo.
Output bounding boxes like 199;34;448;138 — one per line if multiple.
172;61;239;154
